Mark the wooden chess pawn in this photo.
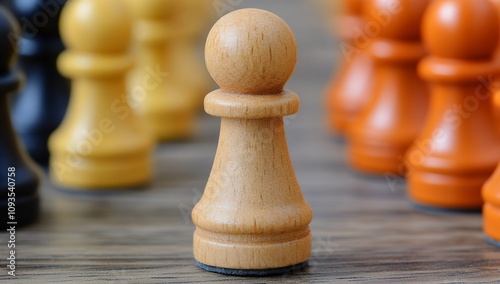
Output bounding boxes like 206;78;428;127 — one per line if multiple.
0;5;40;228
126;0;199;141
325;0;375;135
347;0;430;175
408;0;500;211
49;0;154;189
192;9;312;276
6;0;70;165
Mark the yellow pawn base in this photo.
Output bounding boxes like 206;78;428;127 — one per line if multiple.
50;151;151;190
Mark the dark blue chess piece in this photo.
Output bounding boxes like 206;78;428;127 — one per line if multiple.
4;0;69;165
0;5;40;229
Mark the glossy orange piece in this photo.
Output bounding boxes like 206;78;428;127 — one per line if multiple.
407;0;500;210
325;0;374;135
347;0;430;175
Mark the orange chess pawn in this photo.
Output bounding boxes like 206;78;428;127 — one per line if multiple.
325;0;374;135
347;0;430;175
408;0;500;211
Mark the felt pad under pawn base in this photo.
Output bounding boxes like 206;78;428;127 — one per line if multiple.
196;261;308;277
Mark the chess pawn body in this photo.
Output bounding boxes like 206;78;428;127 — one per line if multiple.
408;0;500;211
325;0;375;135
6;0;70;165
192;9;312;276
127;0;199;141
347;0;430;175
49;0;153;189
0;6;40;228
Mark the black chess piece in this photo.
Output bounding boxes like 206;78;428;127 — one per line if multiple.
0;5;40;230
4;0;69;165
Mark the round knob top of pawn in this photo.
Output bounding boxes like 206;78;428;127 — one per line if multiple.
205;8;297;95
59;0;131;53
0;6;19;72
422;0;499;60
5;0;67;38
364;0;430;41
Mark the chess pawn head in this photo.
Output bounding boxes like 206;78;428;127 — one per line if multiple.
422;0;499;60
205;8;297;95
364;0;429;41
59;0;131;54
407;0;500;211
193;9;312;275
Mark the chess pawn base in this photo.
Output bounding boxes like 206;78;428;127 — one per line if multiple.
50;153;151;189
348;51;428;175
192;90;312;273
409;173;490;210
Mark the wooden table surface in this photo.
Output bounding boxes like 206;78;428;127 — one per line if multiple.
3;1;500;283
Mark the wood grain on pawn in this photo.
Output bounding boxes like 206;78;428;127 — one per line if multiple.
192;8;312;276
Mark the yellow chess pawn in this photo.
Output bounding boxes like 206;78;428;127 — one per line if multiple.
49;0;154;189
127;0;199;141
170;0;214;106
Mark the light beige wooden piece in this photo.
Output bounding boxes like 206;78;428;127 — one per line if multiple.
126;0;199;141
192;8;313;272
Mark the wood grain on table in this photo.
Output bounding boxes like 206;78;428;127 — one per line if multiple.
2;1;500;283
